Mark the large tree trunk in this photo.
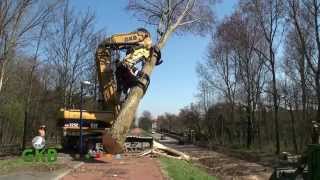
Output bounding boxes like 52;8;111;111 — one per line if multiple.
271;54;280;154
102;46;161;154
102;25;172;154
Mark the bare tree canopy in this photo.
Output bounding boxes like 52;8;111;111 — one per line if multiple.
0;0;61;93
127;0;216;46
45;1;99;107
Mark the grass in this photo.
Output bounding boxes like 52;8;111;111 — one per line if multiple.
159;157;217;180
0;158;26;173
0;157;63;175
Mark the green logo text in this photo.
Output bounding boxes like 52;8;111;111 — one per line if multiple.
22;148;57;163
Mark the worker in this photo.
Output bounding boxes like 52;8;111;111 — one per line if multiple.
38;125;46;138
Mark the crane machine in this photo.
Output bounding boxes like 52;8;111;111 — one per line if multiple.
58;28;161;153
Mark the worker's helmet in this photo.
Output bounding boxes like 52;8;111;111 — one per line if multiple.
40;125;46;129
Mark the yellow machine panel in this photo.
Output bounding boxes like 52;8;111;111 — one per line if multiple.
59;109;114;122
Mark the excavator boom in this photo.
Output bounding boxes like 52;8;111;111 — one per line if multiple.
95;28;153;118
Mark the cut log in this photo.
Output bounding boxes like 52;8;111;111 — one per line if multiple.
152;150;186;160
138;141;190;161
153;141;190;161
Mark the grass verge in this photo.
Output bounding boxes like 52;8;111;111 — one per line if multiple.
0;157;63;175
159;157;217;180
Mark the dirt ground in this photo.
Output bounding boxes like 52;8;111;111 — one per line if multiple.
165;143;273;180
61;154;165;180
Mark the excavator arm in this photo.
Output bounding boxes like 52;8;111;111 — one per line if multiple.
100;28;152;49
95;28;161;119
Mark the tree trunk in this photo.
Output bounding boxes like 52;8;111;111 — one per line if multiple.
271;57;280;154
289;103;298;153
299;55;307;122
221;116;224;145
316;74;320;123
101;24;173;153
257;107;262;150
103;46;160;154
22;111;28;149
312;0;320;123
0;60;6;94
246;106;252;149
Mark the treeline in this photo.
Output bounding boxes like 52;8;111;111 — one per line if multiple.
156;0;320;154
0;0;100;148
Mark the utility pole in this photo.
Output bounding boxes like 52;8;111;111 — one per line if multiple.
79;81;92;156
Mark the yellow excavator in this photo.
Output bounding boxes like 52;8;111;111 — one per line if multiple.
58;28;161;153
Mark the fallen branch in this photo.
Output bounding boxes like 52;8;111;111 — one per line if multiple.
152;150;187;160
140;141;190;161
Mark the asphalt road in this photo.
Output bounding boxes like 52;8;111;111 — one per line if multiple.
152;132;178;144
61;155;164;180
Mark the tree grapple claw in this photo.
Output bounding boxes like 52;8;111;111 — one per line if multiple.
152;46;162;66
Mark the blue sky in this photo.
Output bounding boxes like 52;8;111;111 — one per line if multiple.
70;0;238;117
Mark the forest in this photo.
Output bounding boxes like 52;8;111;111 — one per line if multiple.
0;0;101;150
155;0;320;154
0;0;320;156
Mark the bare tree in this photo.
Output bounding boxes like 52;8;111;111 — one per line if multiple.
197;17;239;145
107;0;216;153
22;22;46;149
231;13;266;149
305;0;320;122
288;0;320;123
199;9;268;148
45;1;99;107
0;0;60;93
241;0;285;154
279;72;299;153
194;81;213;140
198;28;238;120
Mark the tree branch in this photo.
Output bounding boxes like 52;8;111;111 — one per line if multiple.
178;17;201;26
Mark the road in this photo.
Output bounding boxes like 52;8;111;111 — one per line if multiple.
0;152;165;180
152;132;178;144
61;155;164;180
60;133;171;180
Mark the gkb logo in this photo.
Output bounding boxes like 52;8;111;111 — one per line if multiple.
22;136;57;162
